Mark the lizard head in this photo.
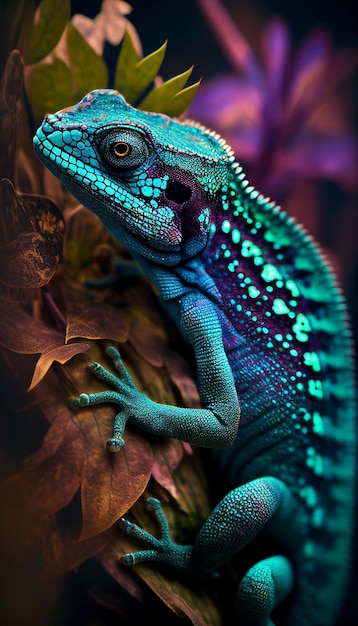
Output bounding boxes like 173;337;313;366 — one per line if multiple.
33;89;235;265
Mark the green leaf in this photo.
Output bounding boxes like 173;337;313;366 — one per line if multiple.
139;67;194;112
26;58;74;126
136;41;167;83
114;29;141;100
114;29;201;115
67;23;108;99
158;80;202;117
0;0;36;77
115;32;167;104
23;0;70;65
114;30;143;102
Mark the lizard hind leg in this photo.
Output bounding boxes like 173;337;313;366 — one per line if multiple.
236;555;294;626
189;476;296;623
119;480;295;623
119;498;194;572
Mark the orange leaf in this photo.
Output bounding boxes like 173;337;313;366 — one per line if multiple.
28;341;89;390
79;421;153;540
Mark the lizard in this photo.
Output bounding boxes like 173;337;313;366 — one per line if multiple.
33;89;356;626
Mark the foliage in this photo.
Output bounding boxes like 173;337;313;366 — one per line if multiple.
114;30;200;113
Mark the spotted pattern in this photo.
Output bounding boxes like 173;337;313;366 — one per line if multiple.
203;157;355;551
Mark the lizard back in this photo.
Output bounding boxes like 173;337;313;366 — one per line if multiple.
202;161;356;624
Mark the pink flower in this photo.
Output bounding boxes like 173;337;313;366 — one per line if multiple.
72;0;141;56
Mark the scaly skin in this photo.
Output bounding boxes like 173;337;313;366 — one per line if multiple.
33;89;356;625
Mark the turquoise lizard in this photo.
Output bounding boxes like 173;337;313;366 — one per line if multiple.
33;89;356;626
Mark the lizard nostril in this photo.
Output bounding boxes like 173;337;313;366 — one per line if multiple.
165;180;192;204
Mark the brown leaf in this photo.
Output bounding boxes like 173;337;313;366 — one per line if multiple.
151;438;186;503
65;284;129;343
0;180;65;288
28;341;89;390
11;375;85;515
17;419;84;513
162;348;201;407
128;309;200;407
0;297;89;388
135;564;222;626
127;310;170;368
96;540;147;615
57;345;154;540
79;422;153;540
0;298;63;354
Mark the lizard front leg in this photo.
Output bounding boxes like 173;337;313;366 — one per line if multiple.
71;293;240;450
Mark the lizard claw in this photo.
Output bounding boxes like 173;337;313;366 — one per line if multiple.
121;553;135;566
70;393;91;408
106;435;125;452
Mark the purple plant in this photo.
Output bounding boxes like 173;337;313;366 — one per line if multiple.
191;0;357;201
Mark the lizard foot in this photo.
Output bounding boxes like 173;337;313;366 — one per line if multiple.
119;498;193;572
70;346;145;452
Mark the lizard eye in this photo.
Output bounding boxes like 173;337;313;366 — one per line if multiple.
98;128;149;171
112;142;130;157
